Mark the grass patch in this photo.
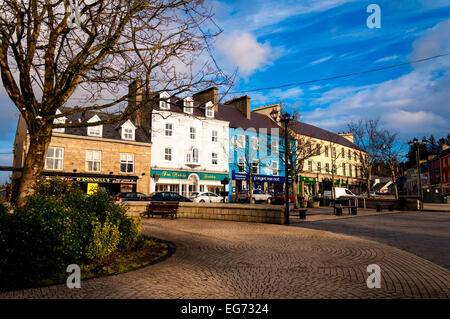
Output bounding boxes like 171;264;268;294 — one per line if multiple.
30;236;170;288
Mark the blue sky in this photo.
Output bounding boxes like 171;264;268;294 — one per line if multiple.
1;0;450;184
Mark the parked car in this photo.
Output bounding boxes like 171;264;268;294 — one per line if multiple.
148;191;192;202
191;192;226;203
115;192;151;201
324;187;356;199
238;189;272;204
189;192;200;201
272;192;303;204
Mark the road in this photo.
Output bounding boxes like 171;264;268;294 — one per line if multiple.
1;217;448;299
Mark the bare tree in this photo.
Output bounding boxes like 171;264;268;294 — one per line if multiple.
0;0;225;206
348;119;384;199
380;131;405;199
278;108;322;208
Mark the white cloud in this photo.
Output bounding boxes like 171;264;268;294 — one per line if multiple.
216;32;274;77
301;19;450;139
311;56;333;65
375;55;399;63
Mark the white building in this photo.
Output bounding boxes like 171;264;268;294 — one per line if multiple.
143;87;230;197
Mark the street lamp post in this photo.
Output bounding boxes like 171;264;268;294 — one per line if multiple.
408;138;427;210
270;108;295;225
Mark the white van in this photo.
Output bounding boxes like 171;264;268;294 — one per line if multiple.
324;187;356;200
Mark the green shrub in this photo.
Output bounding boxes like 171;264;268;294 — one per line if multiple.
0;178;142;291
86;218;121;261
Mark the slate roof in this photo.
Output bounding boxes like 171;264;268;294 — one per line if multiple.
56;107;151;144
290;121;361;150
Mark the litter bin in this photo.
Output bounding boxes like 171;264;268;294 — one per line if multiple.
335;207;343;216
351;207;357;215
443;195;448;204
299;210;306;220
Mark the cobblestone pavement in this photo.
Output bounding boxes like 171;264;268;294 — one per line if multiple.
294;211;450;270
1;219;449;299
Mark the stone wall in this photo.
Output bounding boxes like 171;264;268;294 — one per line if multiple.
358;198;420;211
124;202;284;224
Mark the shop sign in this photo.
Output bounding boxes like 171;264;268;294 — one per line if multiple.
151;170;228;181
87;183;99;195
300;176;317;184
232;171;291;183
74;177;112;183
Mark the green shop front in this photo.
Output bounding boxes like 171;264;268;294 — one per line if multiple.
150;169;229;197
298;176;318;197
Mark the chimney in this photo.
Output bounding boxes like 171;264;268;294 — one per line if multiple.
193;87;219;112
128;79;151;139
129;79;143;124
224;95;251;119
338;132;354;144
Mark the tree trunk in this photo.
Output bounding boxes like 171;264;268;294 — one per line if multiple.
248;170;254;204
392;168;398;200
292;177;299;209
13;126;52;207
367;168;372;199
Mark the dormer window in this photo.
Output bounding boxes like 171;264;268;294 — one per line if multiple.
205;101;214;118
159;92;170;110
184;97;193;114
120;120;136;141
87;115;103;137
53;109;66;133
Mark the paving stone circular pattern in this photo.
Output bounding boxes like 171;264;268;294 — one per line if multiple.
1;219;449;299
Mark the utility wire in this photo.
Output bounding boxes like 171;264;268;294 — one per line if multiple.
64;51;450;101
222;52;450;95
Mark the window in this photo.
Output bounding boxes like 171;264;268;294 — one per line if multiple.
186;152;191;163
308;161;313;172
160;92;170;110
184;97;193;114
165;123;173;137
308;143;312;154
271;139;279;153
252;160;259;174
122;128;134;141
332;147;336;158
205;101;214;117
165;148;172;161
192;148;199;163
325;146;329;157
212;130;218;142
354;152;357;162
332;164;337;174
349;164;353;177
52;111;66;133
45;147;64;170
348;149;351;160
251;136;259;150
343;163;346;176
86;150;101;172
316;144;321;155
238;135;245;148
120;153;134;173
341;148;345;158
238;157;245;173
87;115;102;137
272;161;278;176
212;152;218;165
325;163;330;173
317;162;322;173
190;127;196;140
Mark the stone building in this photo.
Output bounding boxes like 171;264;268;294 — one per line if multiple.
253;104;365;196
12;109;152;195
